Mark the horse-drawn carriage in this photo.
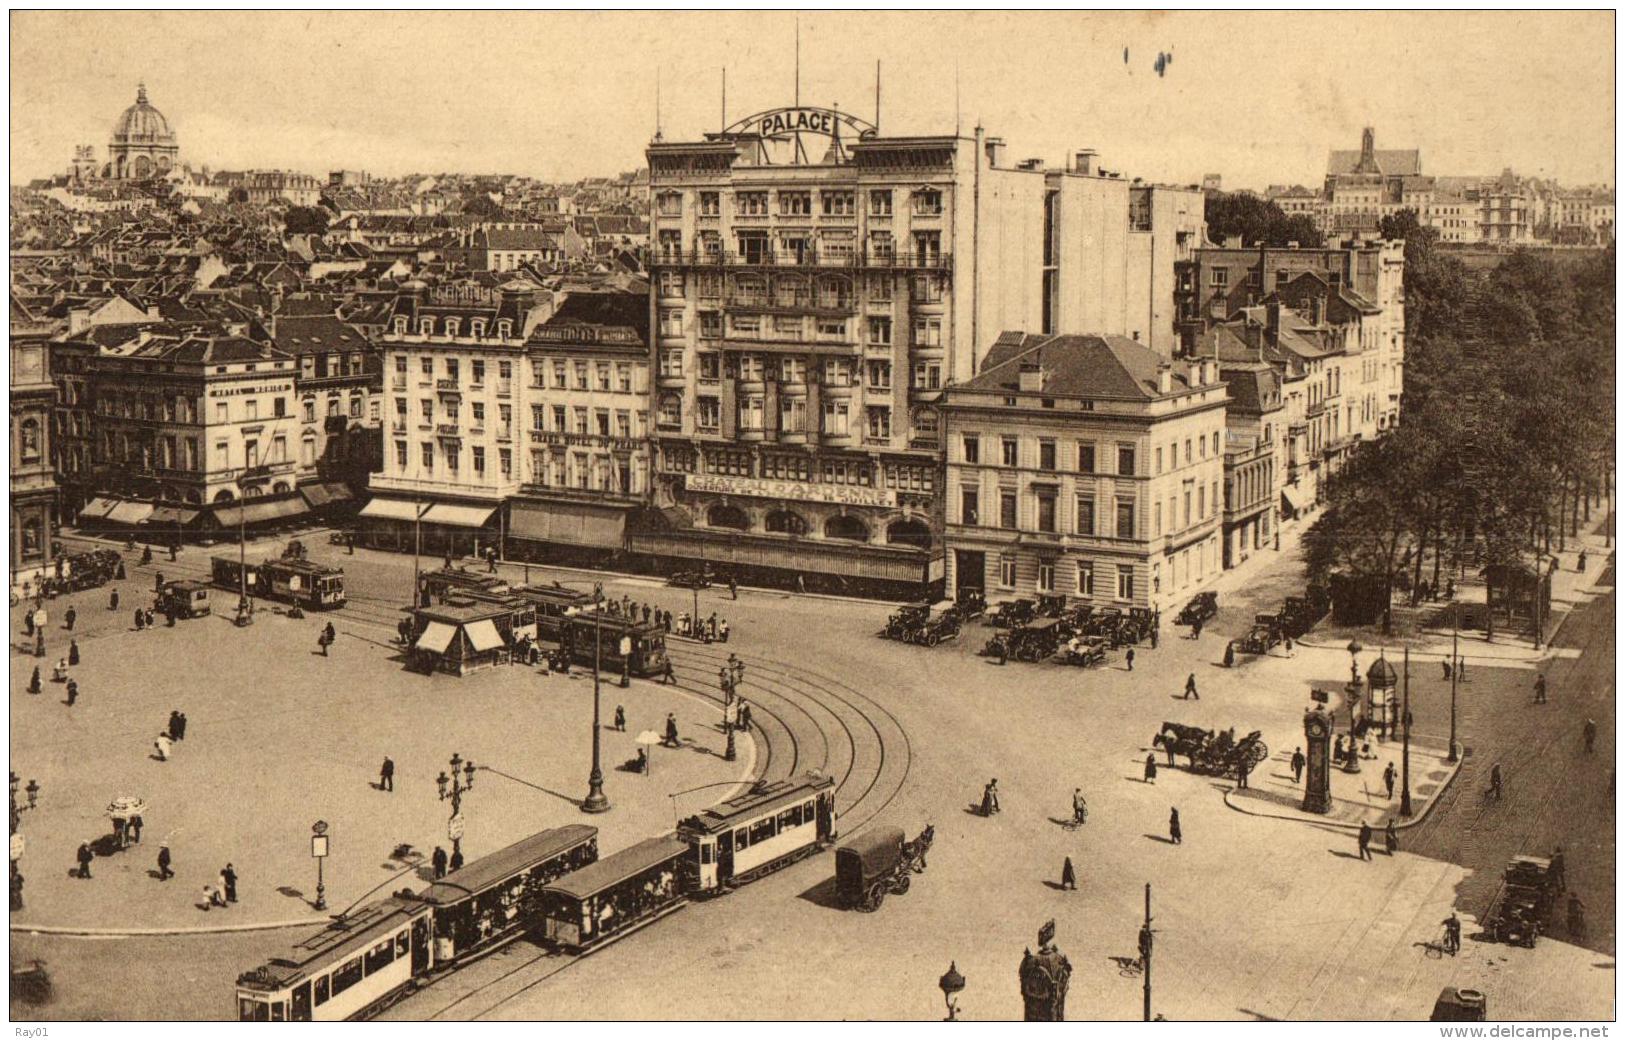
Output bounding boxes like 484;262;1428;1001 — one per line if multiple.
1237;613;1285;655
835;824;933;912
989;598;1038;629
1486;855;1559;948
1174;591;1219;627
1151;722;1269;779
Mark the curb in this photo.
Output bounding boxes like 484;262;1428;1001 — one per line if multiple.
11;916;330;938
1222;750;1464;832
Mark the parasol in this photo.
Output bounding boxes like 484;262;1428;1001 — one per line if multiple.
106;796;147;819
635;730;662;747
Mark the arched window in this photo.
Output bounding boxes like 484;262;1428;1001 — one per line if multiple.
496;319;512;339
184;489;203;505
825;515;870;542
19;419;40;463
764;509;808;536
445;318;461;338
213;488;236;503
272;481;291;494
242;484;265;500
707;504;749;531
470;319;486;338
886;517;932;550
393;317;408;336
418;317;434;336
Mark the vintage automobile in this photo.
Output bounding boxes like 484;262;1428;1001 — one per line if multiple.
1035;594;1070;618
667;569;714;590
1237;613;1285;655
159;580;212;619
989;598;1038;629
912;610;962;647
1056;636;1110;668
1487;855;1558;948
835;824;932;912
1174;591;1219;627
1123;607;1158;644
1280;590;1330;639
1008;618;1066;662
882;603;933;642
953;589;988;621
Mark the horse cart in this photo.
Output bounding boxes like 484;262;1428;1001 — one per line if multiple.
1151;722;1269;779
836;825;933;912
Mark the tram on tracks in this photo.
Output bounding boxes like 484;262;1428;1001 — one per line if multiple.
234;826;599;1021
511;582;593;641
211;556;346;610
536;835;693;952
677;772;838;892
420;566;509;604
561;611;670;678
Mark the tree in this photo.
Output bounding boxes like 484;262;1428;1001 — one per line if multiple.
284;206;329;237
1204;191;1325;248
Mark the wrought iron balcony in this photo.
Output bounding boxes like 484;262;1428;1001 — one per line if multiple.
653;249;952;272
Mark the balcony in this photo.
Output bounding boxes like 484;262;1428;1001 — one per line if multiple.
230;460;297;481
653;249;952;273
436;423;461;437
435;378;460;391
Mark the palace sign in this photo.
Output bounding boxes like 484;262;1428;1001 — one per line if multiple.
687;472;896;509
725;107;877;142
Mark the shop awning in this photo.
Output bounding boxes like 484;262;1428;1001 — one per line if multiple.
300;482;354;509
81;497;121;520
422;503;496;529
1281;484;1310;515
213;498;309;528
464;618;505;652
359;498;428;522
415;621;457;654
510;501;627;548
106;501;155;525
146;506;200;527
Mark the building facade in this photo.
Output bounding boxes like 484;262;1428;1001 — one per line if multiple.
11;327;58;589
941;333;1227;611
105;84;178;180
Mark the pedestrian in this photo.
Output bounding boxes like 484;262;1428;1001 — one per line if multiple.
1192;618;1203;640
660;656;675;685
155;733;171;761
662;611;672;634
642;604;651;625
1072;788;1088;824
444;550;453;569
65;605;76;632
133;607;145;631
324;621;336;643
144;608;155;629
23;611;34;637
68;638;80;667
77;841;94;879
10;866;23;912
112;817;127;849
1284;636;1294;658
994;638;1008;666
1144;753;1158;784
176;712;187;741
1550;846;1567;890
729;575;739;600
795;573;806;595
222;863;238;902
664;712;679;747
981;779;1001;816
1384;820;1398;855
1441;912;1461;955
719;618;730;643
25;780;38;811
205;882;226;909
1126;647;1135;671
379;756;394;792
614;705;626;732
1223;641;1235;668
1578;549;1588;572
432;846;448;879
1150;627;1159;650
1291;747;1306;783
318;630;329;656
170;541;178;562
27;666;40;695
128;814;142;843
1383;762;1396;800
1441;659;1452;681
1060;856;1077;891
1184;673;1199;700
487;547;498;574
66;679;78;706
1583;718;1597;753
155;571;164;592
1534;674;1548;704
109;588;119;611
157;844;173;881
449;847;464;873
1456;658;1467;682
34;630;44;658
1357;821;1373;860
1488;762;1503;800
1235;758;1250;790
1168;808;1182;845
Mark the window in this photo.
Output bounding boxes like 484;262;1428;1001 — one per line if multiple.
215;402;228;422
1156;446;1163;473
869;189;892;216
1001;438;1018;467
779;357;806;383
866;361;891;389
697;397;721;429
778;396;805;432
912;318;941;347
659;350;684;378
822;358;851;387
913;361;941;389
1117;565;1135;600
822;190;855;216
739;396;765;431
822;400;849;436
1000;491;1018;529
999;554;1017;588
1078;442;1095;473
471;360;485;385
962;434;980;463
395;441;407;468
1213;431;1221;456
1154;500;1163;536
1210;268;1228;287
816;317;848;341
656;191;682;216
865;406;891;439
1036;492;1057;532
868;231;894;262
1077;562;1094;597
445;359;459;381
657;394;681;428
961;487;979;525
913;188;943;216
1184;439;1192;465
1076;496;1095;535
331;957;363;996
364;939;394;976
699;191;720;216
1116;497;1135;538
1039;440;1056;471
1037;560;1056;593
1118;444;1135;476
1198;485;1205;518
659;309;684;338
779;191;811;216
617;365;632;392
912;270;943;302
868;316;892;345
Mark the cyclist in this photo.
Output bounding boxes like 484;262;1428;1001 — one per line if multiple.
1441;912;1461;955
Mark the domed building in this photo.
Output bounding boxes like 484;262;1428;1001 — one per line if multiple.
104;83;178;180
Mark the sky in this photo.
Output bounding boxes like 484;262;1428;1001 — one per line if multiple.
9;10;1616;189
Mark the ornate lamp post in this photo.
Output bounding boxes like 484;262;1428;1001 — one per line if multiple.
1400;645;1414;818
938;961;965;1021
582;585;610;814
310;820;329;912
437;753;477;856
1447;602;1460;763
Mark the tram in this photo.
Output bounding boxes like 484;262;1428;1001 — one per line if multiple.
536;835;693;952
677;772;838;893
211;555;346;610
511;583;593;641
561;611;669;678
420;566;509;604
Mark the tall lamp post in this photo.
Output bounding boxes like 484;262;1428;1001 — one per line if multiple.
1343;639;1364;772
436;752;477;857
938;961;965;1021
582;584;610;814
1446;602;1460;763
718;655;746;762
1400;645;1414;818
310;820;329;912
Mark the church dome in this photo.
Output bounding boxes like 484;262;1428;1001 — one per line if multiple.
112;84;175;143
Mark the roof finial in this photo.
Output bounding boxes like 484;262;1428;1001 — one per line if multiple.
137;82;148;105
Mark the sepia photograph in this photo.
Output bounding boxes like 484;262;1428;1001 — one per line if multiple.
4;8;1617;1030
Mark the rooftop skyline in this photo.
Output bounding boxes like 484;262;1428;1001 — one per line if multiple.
10;11;1616;189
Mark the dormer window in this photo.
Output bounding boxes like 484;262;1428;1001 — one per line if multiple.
470;319;486;338
393;317;407;335
497;319;512;338
445;318;461;338
417;318;433;336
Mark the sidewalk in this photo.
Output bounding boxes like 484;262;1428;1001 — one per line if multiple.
1226;741;1461;831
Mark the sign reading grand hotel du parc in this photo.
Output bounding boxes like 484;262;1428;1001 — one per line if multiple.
686;472;897;509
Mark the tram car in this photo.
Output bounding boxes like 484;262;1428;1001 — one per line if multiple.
676;772;838;893
235;826;600;1021
536;835;693;952
211;555;346;610
420;566;510;604
561;611;670;678
512;583;593;641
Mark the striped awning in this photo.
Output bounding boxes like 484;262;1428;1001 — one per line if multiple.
147;506;200;527
213;498;309;528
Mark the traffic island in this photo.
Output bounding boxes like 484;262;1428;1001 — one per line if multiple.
1224;741;1462;831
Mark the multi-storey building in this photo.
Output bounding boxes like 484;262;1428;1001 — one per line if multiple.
508;291;652;564
1216;363;1283;567
271;313;383;497
1427;192;1478;243
1321;127;1429;236
1478;169;1532;243
11;313;59;590
362;281;543;557
644;108;1201;596
941;333;1227;610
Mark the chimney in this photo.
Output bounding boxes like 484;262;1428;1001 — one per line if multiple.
1224;234;1243;249
1018;362;1045;393
1157;363;1173;395
1205;360;1219;386
984;137;1006;168
1075;149;1097;176
1266;301;1282;346
146;306;161;320
68;308;89;335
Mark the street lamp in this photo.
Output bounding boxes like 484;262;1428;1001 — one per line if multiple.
1447;602;1460;763
582;585;610;814
311;820;329;912
719;666;737;762
1400;645;1414;818
438;752;477;856
938;961;965;1021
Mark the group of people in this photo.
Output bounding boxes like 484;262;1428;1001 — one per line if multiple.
154;711;187;761
430;845;467;879
201;863;239;910
674;611;729;644
1354;819;1400;860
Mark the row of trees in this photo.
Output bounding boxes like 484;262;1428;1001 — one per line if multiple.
1306;210;1614;633
1203;191;1325;249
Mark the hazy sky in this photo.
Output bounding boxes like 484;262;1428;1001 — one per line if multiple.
10;11;1616;188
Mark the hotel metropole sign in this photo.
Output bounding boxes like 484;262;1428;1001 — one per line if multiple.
725;107;877;142
687;473;896;509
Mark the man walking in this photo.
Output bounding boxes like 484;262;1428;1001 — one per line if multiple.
664;713;679;748
1291;747;1306;783
222;863;238;903
661;657;675;685
76;842;94;879
432;846;448;880
176;712;187;741
1125;647;1135;672
1168;807;1182;845
65;605;76;632
1184;673;1199;700
1060;856;1077;891
728;575;739;601
614;705;626;731
1357;821;1373;860
1144;754;1158;784
1383;762;1396;800
318;629;329;657
380;756;394;792
66;679;78;706
1584;718;1597;753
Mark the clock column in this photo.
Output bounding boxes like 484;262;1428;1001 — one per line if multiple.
1302;706;1333;814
